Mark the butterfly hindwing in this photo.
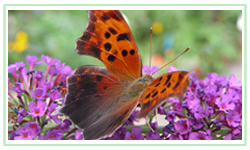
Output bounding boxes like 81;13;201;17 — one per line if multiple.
137;71;190;118
76;10;142;80
61;65;138;140
83;98;138;140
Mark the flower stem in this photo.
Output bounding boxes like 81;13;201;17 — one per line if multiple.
63;127;78;139
37;116;40;125
17;94;25;107
53;75;63;86
45;66;51;80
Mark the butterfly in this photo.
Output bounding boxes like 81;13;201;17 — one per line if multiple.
56;10;190;140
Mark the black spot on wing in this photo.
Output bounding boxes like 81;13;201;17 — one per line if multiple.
161;88;166;93
164;75;172;86
152;91;158;98
167;82;171;88
104;32;111;39
117;33;130;41
104;43;112;51
173;82;179;90
122;49;128;57
145;93;151;99
108;54;116;62
130;49;135;55
109;28;117;35
155;82;160;87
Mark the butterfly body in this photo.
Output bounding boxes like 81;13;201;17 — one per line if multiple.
126;74;153;98
56;10;190;140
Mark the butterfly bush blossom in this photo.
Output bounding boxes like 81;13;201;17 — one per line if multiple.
8;55;78;140
8;56;242;140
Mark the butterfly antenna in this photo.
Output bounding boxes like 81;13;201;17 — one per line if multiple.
152;47;190;76
149;27;153;73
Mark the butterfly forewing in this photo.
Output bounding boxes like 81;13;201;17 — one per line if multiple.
76;10;142;80
137;71;190;118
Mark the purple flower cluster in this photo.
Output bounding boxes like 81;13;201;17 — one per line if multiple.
8;57;242;140
8;55;83;140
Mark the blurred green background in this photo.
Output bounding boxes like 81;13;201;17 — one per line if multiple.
8;10;242;80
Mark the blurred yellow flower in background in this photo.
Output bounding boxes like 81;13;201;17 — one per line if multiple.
9;31;28;53
152;22;163;34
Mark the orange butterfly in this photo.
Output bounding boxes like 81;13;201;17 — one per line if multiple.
58;10;190;140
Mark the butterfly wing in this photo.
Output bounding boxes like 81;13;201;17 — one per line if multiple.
137;71;190;118
60;65;138;140
76;10;142;80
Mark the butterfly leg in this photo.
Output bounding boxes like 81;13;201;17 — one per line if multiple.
146;117;154;132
